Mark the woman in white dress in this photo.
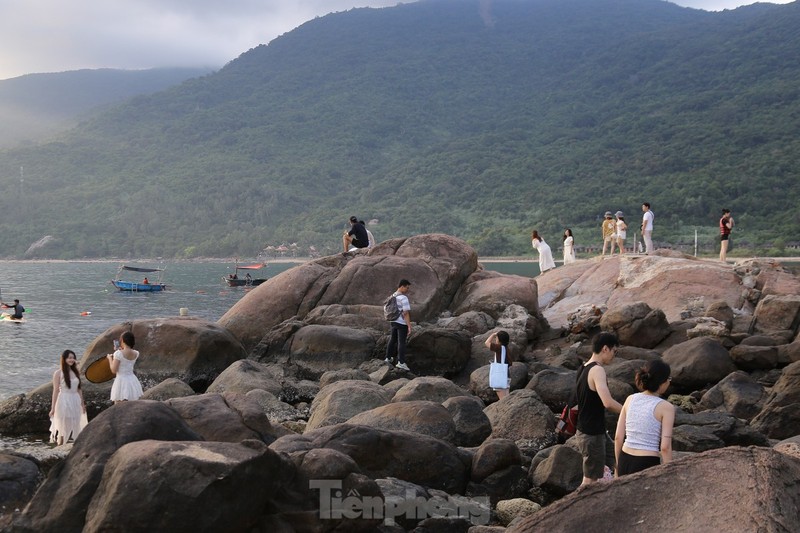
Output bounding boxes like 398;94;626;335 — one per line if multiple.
107;331;144;403
531;230;556;274
563;228;576;264
615;211;628;255
49;349;86;445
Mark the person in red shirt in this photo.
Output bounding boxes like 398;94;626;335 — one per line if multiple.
719;208;734;262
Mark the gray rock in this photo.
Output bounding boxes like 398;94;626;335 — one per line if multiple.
206;359;282;396
391;376;471;403
530;445;582;496
140;377;195;401
0;452;41;516
306;380;391;432
662;337;737;392
750;360;800;440
696;371;766;421
483;390;554;442
347;400;457;443
442;395;491;447
599;302;671;349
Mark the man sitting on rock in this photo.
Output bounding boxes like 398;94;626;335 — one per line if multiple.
342;216;370;254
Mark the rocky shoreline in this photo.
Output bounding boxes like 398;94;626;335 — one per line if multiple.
1;234;799;531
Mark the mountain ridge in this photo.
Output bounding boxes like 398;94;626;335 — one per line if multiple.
0;0;797;258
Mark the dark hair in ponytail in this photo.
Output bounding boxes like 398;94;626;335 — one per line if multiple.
635;359;671;393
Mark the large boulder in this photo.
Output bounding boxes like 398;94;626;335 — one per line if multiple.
206;359;282;396
165;393;290;444
470;439;523;483
442;395;492;447
753;294;800;335
80;317;247;392
729;344;779;371
696;371;766;421
270;423;470;494
525;368;576;413
11;402;203;532
82;440;290;533
403;328;472;377
483;390;555;442
305;380;391;432
750;360;800;440
391;376;471;403
529;445;583;496
0;452;41;517
219;234;478;351
347;400;457;443
542;255;743;328
286;324;376;378
451;271;540;319
508;447;800;532
599;302;671;348
662;337;737;392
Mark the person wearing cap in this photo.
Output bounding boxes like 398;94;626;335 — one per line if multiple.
601;211;617;256
342;216;370;254
615;211;627;255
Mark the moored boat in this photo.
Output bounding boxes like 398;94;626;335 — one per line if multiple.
223;263;268;287
111;265;167;292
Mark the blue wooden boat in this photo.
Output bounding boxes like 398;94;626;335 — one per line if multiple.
111;265;167;292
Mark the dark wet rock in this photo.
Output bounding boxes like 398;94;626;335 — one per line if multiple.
442;395;491;447
662;337;736;392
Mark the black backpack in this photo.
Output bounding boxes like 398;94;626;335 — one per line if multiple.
383;294;401;321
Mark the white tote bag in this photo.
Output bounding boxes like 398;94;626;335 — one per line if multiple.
489;348;509;389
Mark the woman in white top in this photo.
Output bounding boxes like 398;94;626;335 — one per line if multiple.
107;331;144;403
49;349;86;445
614;359;674;476
615;212;627;255
531;230;556;274
563;228;576;264
485;330;512;399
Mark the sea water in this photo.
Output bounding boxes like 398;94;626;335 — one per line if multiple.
0;260;305;400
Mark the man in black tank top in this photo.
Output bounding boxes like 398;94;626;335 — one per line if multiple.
575;332;623;486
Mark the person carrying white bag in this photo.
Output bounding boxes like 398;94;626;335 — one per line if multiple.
486;330;512;399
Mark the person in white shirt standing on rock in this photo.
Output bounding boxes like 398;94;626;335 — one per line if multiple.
641;202;654;254
385;279;412;371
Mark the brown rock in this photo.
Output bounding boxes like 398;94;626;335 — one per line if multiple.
662;337;737;392
483;390;555;441
442;395;492;447
599;302;671;348
347;400;457;443
729;344;779;371
542;255;743;328
270;423;470;494
470;438;523;483
287;324;376;378
452;271;540;319
391;376;471;403
508;447;800;532
750;360;800;440
306;380;391;432
753;294;800;335
140;377;195;401
696;371;766;421
206;359;282;396
704;300;735;329
80;317;247;392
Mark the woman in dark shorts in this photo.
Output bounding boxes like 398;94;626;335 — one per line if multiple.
719;208;734;262
614;360;675;476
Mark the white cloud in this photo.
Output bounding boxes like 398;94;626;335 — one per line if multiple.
0;0;793;80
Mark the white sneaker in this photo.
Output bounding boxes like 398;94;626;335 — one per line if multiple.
384;358;393;364
396;363;410;371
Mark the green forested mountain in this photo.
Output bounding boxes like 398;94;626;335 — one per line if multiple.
0;68;214;149
0;0;798;259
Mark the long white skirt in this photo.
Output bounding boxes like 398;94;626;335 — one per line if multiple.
50;390;82;443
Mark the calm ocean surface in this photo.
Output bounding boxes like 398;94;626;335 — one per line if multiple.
0;259;536;401
0;261;302;401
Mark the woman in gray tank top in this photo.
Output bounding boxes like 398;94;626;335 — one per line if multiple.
614;360;675;476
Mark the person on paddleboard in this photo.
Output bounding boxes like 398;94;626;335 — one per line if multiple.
1;299;25;320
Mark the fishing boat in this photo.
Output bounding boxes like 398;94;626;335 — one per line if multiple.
223;263;268;287
111;265;167;292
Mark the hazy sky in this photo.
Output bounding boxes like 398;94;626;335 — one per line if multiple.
0;0;794;80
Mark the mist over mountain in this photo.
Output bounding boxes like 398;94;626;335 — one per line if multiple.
0;68;214;149
0;0;797;259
